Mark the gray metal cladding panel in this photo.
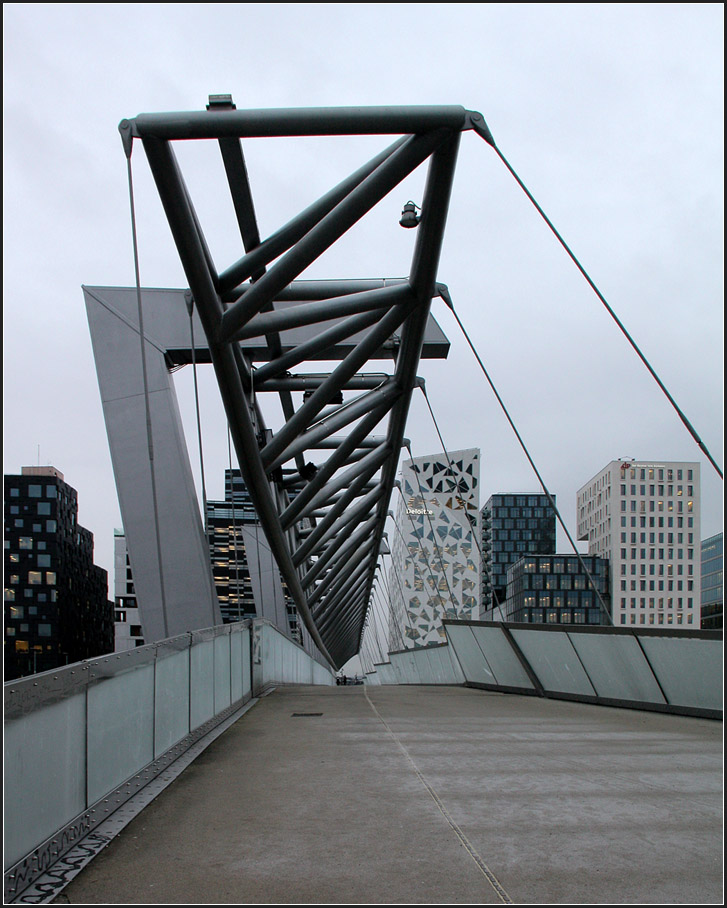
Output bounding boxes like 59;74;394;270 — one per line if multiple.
509;629;594;696
472;625;535;690
85;286;221;643
445;624;498;686
567;632;666;704
637;635;723;711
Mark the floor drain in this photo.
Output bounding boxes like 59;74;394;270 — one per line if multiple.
291;713;323;717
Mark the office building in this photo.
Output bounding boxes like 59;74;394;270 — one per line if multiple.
389;448;480;648
4;467;114;679
700;533;723;630
504;554;610;624
577;459;700;627
207;470;299;637
481;493;556;616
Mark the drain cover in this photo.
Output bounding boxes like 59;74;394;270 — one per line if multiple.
291;712;323;717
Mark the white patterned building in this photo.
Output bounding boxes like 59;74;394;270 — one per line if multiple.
389;449;481;648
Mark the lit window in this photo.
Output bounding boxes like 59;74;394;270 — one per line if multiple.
28;572;42;584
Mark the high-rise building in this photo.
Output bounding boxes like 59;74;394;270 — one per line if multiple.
113;529;145;650
700;533;723;630
481;493;556;616
577;459;701;628
4;467;114;679
504;554;610;624
389;448;480;649
207;470;299;637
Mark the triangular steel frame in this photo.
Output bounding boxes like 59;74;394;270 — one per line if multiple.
120;101;489;668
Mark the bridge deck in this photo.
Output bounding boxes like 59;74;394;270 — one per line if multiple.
55;685;722;905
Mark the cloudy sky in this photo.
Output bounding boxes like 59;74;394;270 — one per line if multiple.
4;3;723;592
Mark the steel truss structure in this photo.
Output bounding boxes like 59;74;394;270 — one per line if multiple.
114;101;494;669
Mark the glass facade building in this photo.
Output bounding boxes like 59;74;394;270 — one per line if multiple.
207;470;299;636
481;493;556;617
700;533;723;630
505;554;610;624
4;467;114;680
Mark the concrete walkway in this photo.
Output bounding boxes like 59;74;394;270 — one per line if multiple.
56;685;722;904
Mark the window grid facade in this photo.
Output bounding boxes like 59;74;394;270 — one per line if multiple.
481;494;556;616
700;532;723;630
505;554;610;625
5;467;114;679
577;460;701;627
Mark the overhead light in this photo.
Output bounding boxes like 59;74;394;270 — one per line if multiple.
399;201;421;228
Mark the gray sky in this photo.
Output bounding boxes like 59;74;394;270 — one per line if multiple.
3;3;723;590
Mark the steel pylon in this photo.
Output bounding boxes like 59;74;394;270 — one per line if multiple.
119;99;491;668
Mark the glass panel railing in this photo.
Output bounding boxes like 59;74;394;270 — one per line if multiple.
510;628;594;697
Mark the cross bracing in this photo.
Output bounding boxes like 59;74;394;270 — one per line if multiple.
111;101;496;669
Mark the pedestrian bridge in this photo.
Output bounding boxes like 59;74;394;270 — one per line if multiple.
4;620;722;903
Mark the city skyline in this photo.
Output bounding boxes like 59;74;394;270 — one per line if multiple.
4;4;723;586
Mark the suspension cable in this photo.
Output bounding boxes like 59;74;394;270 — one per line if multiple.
125;148;169;637
477;132;723;481
375;559;406;653
444;301;613;625
373;572;403;654
385;542;419;648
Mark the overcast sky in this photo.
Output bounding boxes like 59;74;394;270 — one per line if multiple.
4;3;723;593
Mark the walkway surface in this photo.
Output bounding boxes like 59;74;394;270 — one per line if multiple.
56;684;723;905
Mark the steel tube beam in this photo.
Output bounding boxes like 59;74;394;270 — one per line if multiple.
302;494;383;589
252;307;386;382
142;137;335;665
218;140;407;292
315;551;374;627
293;472;385;565
265;381;399;474
128;105;469;140
309;531;378;609
232;283;410;341
260;300;414;470
255;375;391;393
365;131;462;609
280;432;391;530
219;131;446;341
